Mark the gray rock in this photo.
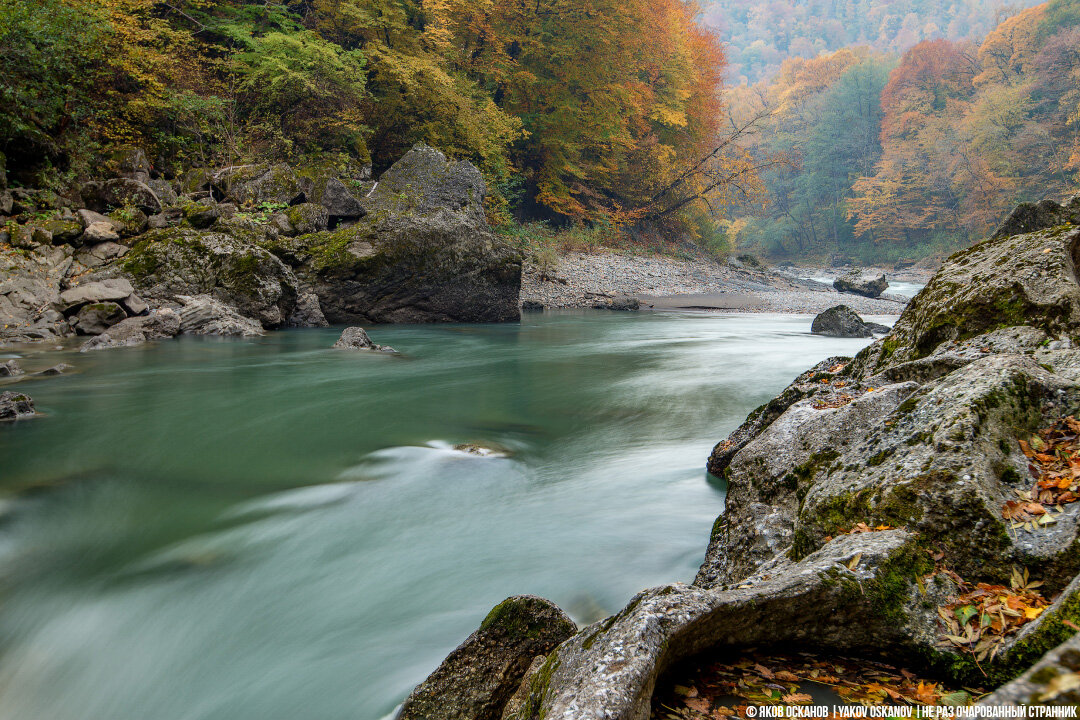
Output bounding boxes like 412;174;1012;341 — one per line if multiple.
80;309;181;351
107;207;148;237
176;295;264;337
851;222;1080;377
504;531;921;720
288;291;328;328
73;302;127;335
269;212;296;237
76;209;115;230
209;164;305;207
120;293;149;316
146;213;170;230
992;194;1080;240
332;326;393;352
810;304;889;338
8;225;35;249
0;390;35;420
60;278;135;307
0;360;23;377
294;146;522;324
0;245;71;342
319;177;366;219
399;595;576;720
145;179;178;207
37;363;72;376
80;178;162;215
111;146;152;183
284;203;328;235
39;217;84;244
183;202;219;229
81;221;121;245
834;270;888;298
592;293;640;310
74;241;129;268
119;228;300;329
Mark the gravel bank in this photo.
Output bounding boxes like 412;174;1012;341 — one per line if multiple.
522;252;923;315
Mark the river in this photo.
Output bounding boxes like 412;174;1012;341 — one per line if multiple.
0;311;888;720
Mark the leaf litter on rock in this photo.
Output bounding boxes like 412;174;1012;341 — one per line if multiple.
650;651;981;719
1004;416;1080;531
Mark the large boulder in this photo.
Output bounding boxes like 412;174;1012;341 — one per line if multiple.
853;222;1080;375
0;390;35;420
72;302;127;335
834;270;888;297
398;595;576;720
80;178;162;215
286;146;521;324
80;309;181;351
60;278;135;308
209;164;305;207
119;228;302;329
810;304;890;337
992;194;1080;240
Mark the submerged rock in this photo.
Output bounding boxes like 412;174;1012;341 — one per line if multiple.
398;595;576;720
810;304;889;338
332;327;394;352
0;390;35;420
834;270;888;298
37;363;72;376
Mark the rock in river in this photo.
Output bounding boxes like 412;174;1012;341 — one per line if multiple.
332;327;394;352
283;145;522;324
0;391;35;420
810;304;890;338
398;595;576;720
833;270;888;298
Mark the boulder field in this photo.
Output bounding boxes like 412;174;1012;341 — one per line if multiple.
400;193;1080;718
0;145;522;349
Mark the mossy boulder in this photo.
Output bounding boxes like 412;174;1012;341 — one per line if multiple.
80;178;162;215
284;203;328;235
39;217;84;245
398;595;575;720
292;145;521;324
182;202;219;229
854;220;1080;375
119;228;302;328
209;164;305;207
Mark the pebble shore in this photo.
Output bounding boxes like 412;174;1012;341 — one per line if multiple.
521;251;932;315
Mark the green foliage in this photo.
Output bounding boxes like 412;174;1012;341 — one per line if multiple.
0;0;110;178
232;30;370;158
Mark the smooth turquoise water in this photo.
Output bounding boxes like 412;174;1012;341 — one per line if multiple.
0;311;886;720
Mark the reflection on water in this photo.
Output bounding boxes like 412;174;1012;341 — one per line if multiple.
0;311;887;720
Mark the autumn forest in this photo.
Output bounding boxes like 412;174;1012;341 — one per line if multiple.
1;0;1078;262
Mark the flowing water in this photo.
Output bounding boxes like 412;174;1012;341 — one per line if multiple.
0;311;889;720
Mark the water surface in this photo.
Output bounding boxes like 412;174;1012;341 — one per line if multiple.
0;311;885;720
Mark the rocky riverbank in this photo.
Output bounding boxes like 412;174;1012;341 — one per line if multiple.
521;252;917;315
398;192;1080;718
1;145;521;350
